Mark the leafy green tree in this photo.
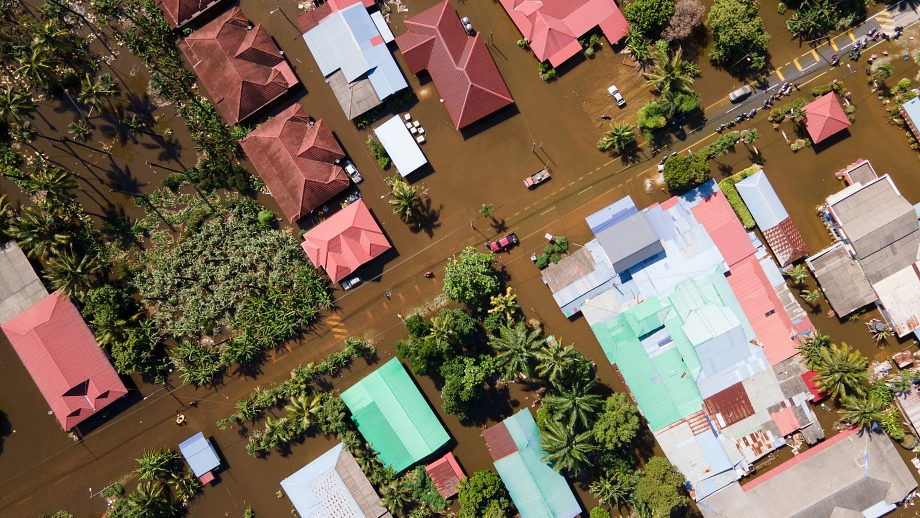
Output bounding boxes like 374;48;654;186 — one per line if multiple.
784;264;809;285
544;377;604;430
625;0;675;36
397;336;454;375
440;355;493;420
43;247;99;300
840;395;886;430
589;508;612;518
406;465;449;512
643;46;695;96
488;286;520;322
663;154;710;191
41;513;74;518
83;285;142;346
593;393;641;450
814;343;869;399
634;457;690;517
490;321;543;380
597;122;637;154
110;320;166;382
535;340;588;384
590;470;637;511
0;83;35;123
443;247;500;307
539;419;594;473
457;470;513;518
707;0;770;74
661;90;701;117
637;101;668;139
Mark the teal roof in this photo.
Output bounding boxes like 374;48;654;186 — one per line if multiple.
492;409;581;518
341;358;449;472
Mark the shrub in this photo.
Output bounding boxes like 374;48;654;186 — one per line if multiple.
535;254;549;269
550;253;560;264
539;62;557;81
161;173;186;192
777;2;786;13
590;34;601;46
367;137;390;170
584;47;595;58
257;209;274;228
517;39;529;49
377;156;390;169
718;166;759;229
544;245;554;255
554;236;569;253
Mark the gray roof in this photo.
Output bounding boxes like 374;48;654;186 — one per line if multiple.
699;430;916;518
806;243;876;316
327;69;382;120
736;170;788;230
843;161;878;185
830;176;920;283
0;240;48;324
595;211;664;273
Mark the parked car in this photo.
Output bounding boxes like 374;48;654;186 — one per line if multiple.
488;233;519;253
657;152;678;172
341;276;361;290
524;168;551;188
728;85;753;103
343;160;363;184
607;85;626;107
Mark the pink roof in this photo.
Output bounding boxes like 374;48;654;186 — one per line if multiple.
690;190;755;268
762;217;808;267
396;1;514;129
301;199;391;282
499;0;629;67
803;93;851;144
181;8;298;123
728;256;799;365
770;405;799;436
240;104;349;222
426;452;466;498
1;292;127;430
297;0;375;33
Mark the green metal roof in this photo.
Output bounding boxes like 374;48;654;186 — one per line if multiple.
341;358;449;472
493;409;581;518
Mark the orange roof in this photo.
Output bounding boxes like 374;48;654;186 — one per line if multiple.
803;93;851;144
301;199;391;282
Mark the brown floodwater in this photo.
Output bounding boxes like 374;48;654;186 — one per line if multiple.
4;0;920;516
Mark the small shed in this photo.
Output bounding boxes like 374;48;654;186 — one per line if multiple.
803;93;851;144
894;350;915;369
373;115;427;176
425;452;465;499
178;432;220;484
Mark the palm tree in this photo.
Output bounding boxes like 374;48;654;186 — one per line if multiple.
25;166;79;202
489;321;543;380
167;471;200;504
597;122;637;154
388;177;423;223
14;46;59;89
642;46;694;96
13;205;72;261
840;395;886;430
540;419;594;473
0;194;15;244
801;289;822;304
135;448;176;481
535;340;584;384
543;376;603;430
123;480;177;518
488;286;519;322
283;394;321;433
784;264;809;286
876;63;893;79
428;311;458;348
43;247;99;300
353;444;381;472
77;72;117;116
379;479;410;515
0;83;35;123
590;471;636;511
479;203;494;219
814;343;869;400
624;28;653;71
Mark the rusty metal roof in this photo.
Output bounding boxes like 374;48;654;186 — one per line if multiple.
703;382;755;429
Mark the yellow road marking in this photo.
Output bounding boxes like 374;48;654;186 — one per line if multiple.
568;181;574;185
578;186;594;195
603;160;614;166
877;16;892;22
524;206;530;211
830;38;838;51
793;58;803;71
540;207;556;216
811;49;820;62
578;176;584;180
595;167;601;171
776;68;785;81
880;10;890;15
847;29;856;42
514;211;520;216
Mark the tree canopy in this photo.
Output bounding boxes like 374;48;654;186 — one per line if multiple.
443;247;500;308
634;457;690;517
707;0;770;74
625;0;675;37
592;393;641;451
662;154;710;191
458;470;513;518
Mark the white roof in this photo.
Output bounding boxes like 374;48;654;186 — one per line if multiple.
281;443;365;518
872;262;920;337
373;115;427;176
370;11;394;43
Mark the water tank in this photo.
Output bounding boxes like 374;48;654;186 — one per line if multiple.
461;17;469;24
464;22;473;34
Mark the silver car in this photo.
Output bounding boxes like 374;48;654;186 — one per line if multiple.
343;160;363;184
341;276;361;290
607;85;626;107
728;85;753;103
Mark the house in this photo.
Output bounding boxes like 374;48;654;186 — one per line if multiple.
870;263;920;337
1;292;128;430
298;0;407;119
805;243;877;316
699;428;916;518
594;209;664;274
803;92;851;144
899;96;920;141
373;116;428;176
481;409;581;518
239;104;349;222
836;158;878;186
340;358;449;472
0;240;48;324
155;0;223;29
181;8;298;123
281;442;393;518
499;0;629;67
178;432;221;484
395;0;513;129
425;452;465;499
301;199;391;283
735;170;808;266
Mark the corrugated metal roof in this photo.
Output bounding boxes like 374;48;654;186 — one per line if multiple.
586;195;638;234
490;409;581;518
341;359;449;472
654;421;738;499
704;382;755;428
370;11;394;42
841;159;878;186
735;170;788;231
806;243;877;316
301;199;391;283
425;452;465;498
0;240;48;324
373;116;428;176
595;211;664;273
691;190;756;268
870;262;920;337
178;432;220;478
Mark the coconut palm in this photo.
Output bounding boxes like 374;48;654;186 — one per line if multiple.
535;340;585;384
489;321;543;380
43;247;100;300
0;194;15;244
32;20;73;58
814;343;869;400
840;395;886;430
353;444;381;472
488;286;520;322
783;264;809;286
379;479;410;515
590;470;636;511
283;394;321;432
876;63;893;79
13;205;73;261
14;46;59;89
135;448;176;481
0;83;35;123
624;28;653;71
643;46;694;96
479;203;494;219
122;480;177;518
388;177;423;223
597;122;637;154
78;72;117;116
801;289;822;304
543;376;603;430
167;471;200;504
427;311;458;348
25;166;79;202
540;419;594;473
797;330;831;371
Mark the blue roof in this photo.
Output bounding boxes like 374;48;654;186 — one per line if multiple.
178;432;220;477
735;170;788;230
374;115;427;176
586;195;637;234
903;97;920;128
370;11;394;43
303;3;407;100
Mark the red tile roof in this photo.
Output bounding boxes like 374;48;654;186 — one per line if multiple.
240;104;349;222
426;452;466;498
181;8;298;123
803;93;851;144
762;217;808;267
297;0;374;33
155;0;221;29
396;1;514;129
481;421;518;461
691;190;755;268
499;0;629;67
1;292;127;430
301;199;391;282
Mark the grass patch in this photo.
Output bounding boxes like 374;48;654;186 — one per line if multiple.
718;165;760;230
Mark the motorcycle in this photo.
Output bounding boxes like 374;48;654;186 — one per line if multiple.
831;54;840;66
747;108;757;118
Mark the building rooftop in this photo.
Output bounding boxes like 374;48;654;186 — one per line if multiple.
691;190;756;269
178;432;220;478
299;0;407;119
396;0;513;129
871;262;920;337
481;409;581;518
240;104;349;222
301;199;391;283
340;358;449;472
699;429;916;518
806;243;877;316
499;0;629;67
0;240;48;324
181;8;297;123
373;116;428;176
735;170;788;231
762;218;809;267
425;452;465;499
838;159;878;186
803;92;851;143
281;442;393;518
1;292;128;430
595;210;664;274
154;0;222;28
